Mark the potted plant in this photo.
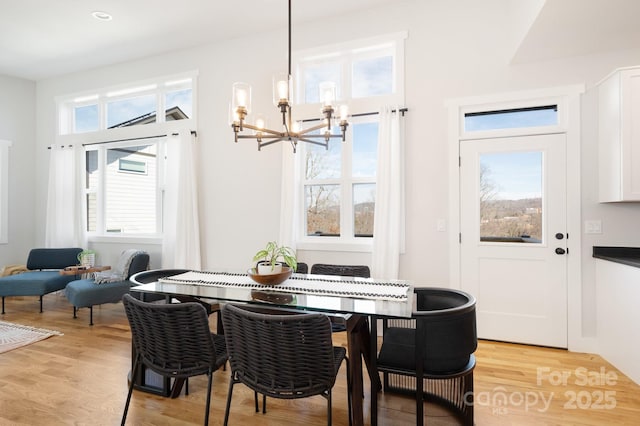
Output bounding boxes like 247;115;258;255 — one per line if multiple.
253;241;297;275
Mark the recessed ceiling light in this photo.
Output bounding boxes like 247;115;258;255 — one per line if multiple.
91;11;113;21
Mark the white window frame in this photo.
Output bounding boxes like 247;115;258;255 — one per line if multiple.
55;72;198;243
293;33;406;252
84;138;165;240
0;140;11;244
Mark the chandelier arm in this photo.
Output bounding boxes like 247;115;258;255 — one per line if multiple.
241;123;286;137
296;122;331;135
297;137;329;148
259;138;289;148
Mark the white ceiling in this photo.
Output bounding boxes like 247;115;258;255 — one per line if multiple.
2;0;640;81
0;0;398;80
512;0;640;64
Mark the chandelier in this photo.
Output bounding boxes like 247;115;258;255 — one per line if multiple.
230;0;349;153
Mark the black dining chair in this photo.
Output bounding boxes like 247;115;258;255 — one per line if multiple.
296;262;309;274
221;303;352;426
309;263;370;333
372;287;477;426
121;294;229;426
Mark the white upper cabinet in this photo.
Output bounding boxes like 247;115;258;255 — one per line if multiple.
598;66;640;202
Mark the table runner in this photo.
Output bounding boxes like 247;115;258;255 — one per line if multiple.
159;271;411;301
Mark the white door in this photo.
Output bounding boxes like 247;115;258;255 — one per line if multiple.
460;133;567;348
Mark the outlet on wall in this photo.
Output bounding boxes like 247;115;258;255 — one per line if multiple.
584;220;602;234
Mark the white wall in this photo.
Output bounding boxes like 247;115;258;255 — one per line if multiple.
31;0;640;346
0;74;36;264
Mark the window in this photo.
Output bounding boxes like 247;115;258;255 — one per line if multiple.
0;140;10;244
301;117;378;239
294;33;405;248
59;75;195;135
85;139;164;236
56;72;197;240
464;105;558;132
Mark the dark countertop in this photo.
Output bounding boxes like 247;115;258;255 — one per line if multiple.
593;246;640;268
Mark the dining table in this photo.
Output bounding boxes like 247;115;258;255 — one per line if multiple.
129;268;414;426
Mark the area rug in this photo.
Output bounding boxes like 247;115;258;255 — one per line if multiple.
0;320;63;354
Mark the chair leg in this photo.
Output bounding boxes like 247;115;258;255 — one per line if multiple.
1;296;4;314
39;295;43;313
254;391;258;412
223;379;235;426
204;372;213;426
73;306;77;319
327;389;332;426
89;306;93;326
121;355;140;425
346;358;352;426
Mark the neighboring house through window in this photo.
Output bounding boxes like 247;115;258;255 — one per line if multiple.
56;73;196;240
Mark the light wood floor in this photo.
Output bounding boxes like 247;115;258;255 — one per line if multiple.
0;293;639;425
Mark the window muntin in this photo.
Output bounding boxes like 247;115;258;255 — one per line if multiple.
85;139;164;237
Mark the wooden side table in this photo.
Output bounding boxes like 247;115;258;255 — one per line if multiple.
60;265;111;278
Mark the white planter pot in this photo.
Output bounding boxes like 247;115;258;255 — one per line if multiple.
257;262;283;275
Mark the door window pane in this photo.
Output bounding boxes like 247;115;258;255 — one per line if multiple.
465;105;558;132
353;183;375;237
305;184;340;236
479;151;542;243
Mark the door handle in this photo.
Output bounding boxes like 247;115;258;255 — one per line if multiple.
555;248;566;255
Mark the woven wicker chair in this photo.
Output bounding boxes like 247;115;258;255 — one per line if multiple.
221;304;351;426
373;288;477;426
121;294;228;426
309;264;370;333
310;264;370;278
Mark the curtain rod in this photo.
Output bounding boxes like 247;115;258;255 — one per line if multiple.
47;130;197;149
300;107;408;123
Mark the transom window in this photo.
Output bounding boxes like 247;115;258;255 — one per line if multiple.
58;75;194;135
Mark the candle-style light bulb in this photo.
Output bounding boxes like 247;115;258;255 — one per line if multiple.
232;82;251;114
339;105;349;121
273;73;291;106
319;81;336;107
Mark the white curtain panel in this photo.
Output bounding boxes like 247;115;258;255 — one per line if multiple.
279;144;301;251
45;144;82;247
162;130;202;269
371;106;406;279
